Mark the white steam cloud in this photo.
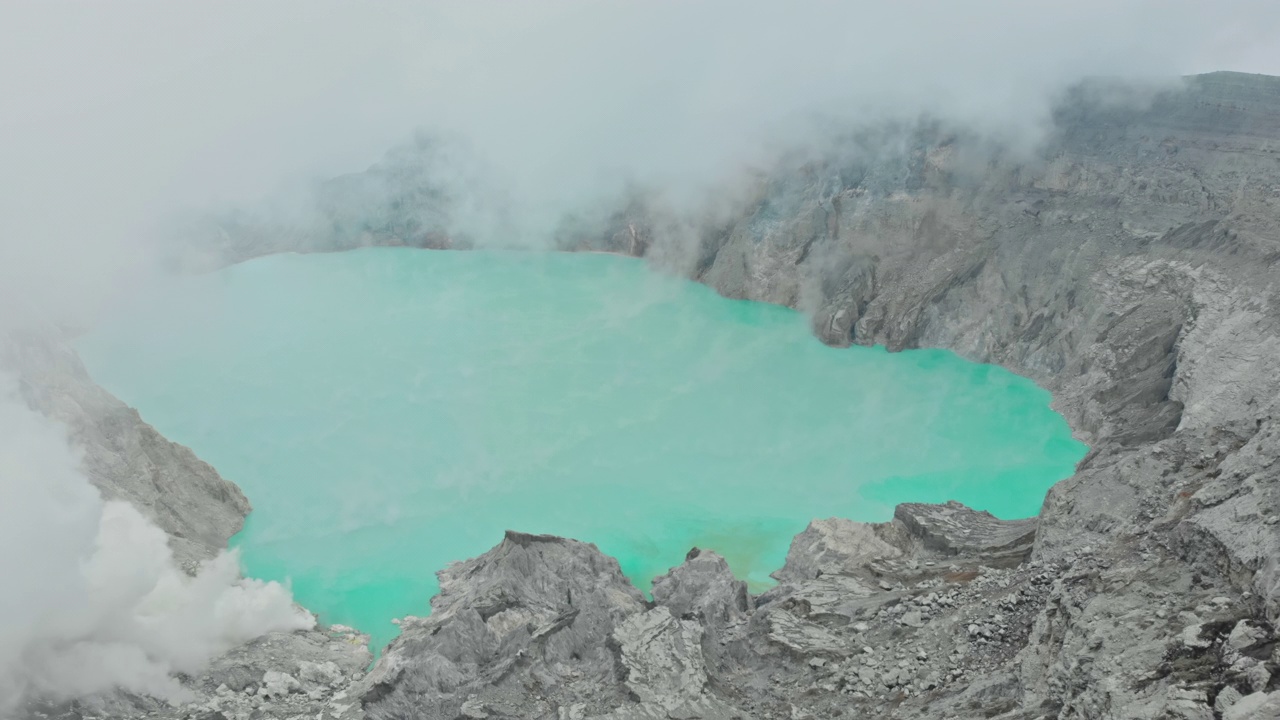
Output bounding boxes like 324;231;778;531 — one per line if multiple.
4;1;1280;320
1;0;1279;709
0;373;314;712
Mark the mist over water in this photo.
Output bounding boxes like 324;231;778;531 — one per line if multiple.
78;248;1086;649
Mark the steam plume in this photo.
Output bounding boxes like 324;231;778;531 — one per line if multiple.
0;373;313;712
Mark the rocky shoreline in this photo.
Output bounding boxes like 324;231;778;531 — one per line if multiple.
10;71;1280;718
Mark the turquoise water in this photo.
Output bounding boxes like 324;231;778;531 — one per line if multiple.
78;248;1085;649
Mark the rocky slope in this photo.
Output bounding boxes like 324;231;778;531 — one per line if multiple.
345;503;1279;719
12;71;1280;718
1;330;250;569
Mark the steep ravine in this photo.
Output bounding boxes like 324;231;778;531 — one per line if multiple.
10;72;1280;718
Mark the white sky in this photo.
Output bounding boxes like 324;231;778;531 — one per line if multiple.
1;0;1279;326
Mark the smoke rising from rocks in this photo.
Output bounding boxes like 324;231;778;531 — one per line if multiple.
0;373;314;712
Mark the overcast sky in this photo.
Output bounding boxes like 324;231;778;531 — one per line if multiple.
1;0;1279;325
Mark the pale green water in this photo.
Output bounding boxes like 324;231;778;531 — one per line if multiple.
78;248;1085;649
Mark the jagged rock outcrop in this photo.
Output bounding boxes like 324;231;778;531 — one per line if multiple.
775;502;1038;585
335;507;1078;719
359;531;648;720
109;493;1262;720
354;495;1276;719
603;607;745;720
651;548;752;628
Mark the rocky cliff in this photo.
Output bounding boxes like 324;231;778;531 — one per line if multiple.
14;72;1280;718
1;330;250;569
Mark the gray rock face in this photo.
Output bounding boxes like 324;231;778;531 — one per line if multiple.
606;607;747;720
0;329;250;567
350;493;1277;719
772;516;907;583
651;548;752;625
1225;690;1280;720
893;502;1038;563
774;502;1037;587
200;625;372;695
358;531;648;720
